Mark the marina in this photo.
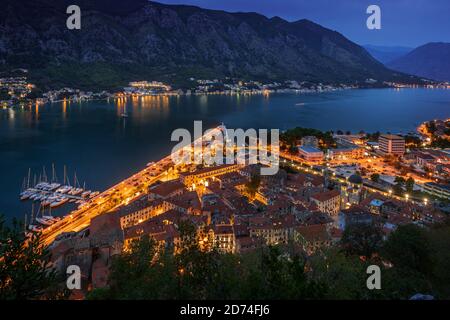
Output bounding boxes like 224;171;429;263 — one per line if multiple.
19;165;99;229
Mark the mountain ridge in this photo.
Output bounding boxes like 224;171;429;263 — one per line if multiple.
363;45;413;65
387;42;450;82
0;0;417;90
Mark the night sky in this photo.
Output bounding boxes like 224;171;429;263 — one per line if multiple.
156;0;450;48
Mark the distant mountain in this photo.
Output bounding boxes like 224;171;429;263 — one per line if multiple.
0;0;416;90
363;45;412;65
387;43;450;82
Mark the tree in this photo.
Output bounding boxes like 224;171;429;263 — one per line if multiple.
427;221;450;298
426;121;437;134
405;177;415;193
393;182;404;195
382;224;432;275
308;248;370;299
365;131;380;142
245;173;261;198
340;223;383;258
394;176;405;185
0;215;67;300
370;173;380;183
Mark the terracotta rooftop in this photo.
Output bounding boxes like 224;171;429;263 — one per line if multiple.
296;224;330;242
311;189;340;202
149;179;185;198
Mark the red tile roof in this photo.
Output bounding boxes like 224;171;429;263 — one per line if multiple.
311;189;340;202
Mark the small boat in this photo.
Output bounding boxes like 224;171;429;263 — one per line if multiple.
55;186;70;194
42;195;58;206
121;112;129;118
90;191;100;198
29;193;39;201
81;190;91;198
35;217;54;226
48;183;61;191
28;224;42;232
50;197;69;208
295;102;306;106
20;191;32;200
69;188;83;196
43;215;61;223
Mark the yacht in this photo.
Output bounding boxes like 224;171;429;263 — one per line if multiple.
50;197;69;208
35;217;53;226
42;215;61;223
81;190;91;198
28;224;43;232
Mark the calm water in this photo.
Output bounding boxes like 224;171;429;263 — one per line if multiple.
1;88;449;220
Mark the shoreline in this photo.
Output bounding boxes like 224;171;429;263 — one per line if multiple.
5;85;450;110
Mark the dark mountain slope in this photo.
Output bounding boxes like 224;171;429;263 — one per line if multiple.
387;43;450;82
0;0;414;90
363;45;412;65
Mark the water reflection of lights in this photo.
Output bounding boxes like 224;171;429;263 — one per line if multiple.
62;99;67;115
8;107;15;120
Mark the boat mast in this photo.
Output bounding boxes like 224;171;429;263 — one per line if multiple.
52;163;58;183
27;168;31;188
74;171;80;188
37;203;43;219
63;165;67;185
47;204;52;217
42;166;48;183
30;202;35;223
21;177;26;192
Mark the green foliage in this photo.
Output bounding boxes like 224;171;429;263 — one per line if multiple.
393;182;404;195
245;173;261;198
308;248;371;299
428;221;450;298
87;219;450;300
280;127;336;152
405;177;415;193
370;173;380;183
340;223;383;258
431;137;450;149
365;132;380;142
404;135;421;148
382;224;432;275
88;228;326;300
426;121;437;134
0;215;67;300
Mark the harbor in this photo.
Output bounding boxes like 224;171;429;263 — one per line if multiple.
19;165;99;231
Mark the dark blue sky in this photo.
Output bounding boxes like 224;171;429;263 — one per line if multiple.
156;0;450;48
